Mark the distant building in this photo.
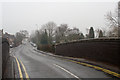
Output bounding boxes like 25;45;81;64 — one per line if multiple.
0;29;3;37
65;28;79;36
3;32;15;46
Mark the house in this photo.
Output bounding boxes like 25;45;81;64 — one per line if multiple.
0;29;3;37
3;32;15;46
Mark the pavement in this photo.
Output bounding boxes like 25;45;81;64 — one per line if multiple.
8;42;119;80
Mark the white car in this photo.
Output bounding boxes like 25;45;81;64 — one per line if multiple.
10;45;13;48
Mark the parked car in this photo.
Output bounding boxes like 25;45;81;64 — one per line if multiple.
10;45;13;48
30;42;37;47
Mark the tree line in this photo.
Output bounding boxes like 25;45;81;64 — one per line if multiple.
30;6;120;52
30;21;113;53
13;5;119;52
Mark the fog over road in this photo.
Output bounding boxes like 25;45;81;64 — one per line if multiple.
10;42;112;79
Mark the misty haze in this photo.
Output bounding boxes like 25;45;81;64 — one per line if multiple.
0;0;120;80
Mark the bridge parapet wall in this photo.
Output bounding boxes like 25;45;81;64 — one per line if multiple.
55;38;120;67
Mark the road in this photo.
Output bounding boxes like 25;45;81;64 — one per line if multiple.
10;42;115;79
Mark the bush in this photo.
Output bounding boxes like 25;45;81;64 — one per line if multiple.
37;44;55;53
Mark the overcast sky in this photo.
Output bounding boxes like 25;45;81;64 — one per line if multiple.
0;0;119;35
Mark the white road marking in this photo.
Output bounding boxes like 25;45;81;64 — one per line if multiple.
54;64;80;79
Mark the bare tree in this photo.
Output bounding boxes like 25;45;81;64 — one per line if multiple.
65;27;81;41
14;30;28;46
41;21;56;37
105;5;120;37
41;22;57;44
19;30;29;38
55;24;68;43
118;2;120;37
106;11;118;28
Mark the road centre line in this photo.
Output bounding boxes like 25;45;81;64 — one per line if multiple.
52;54;120;78
19;59;30;79
41;52;120;78
68;59;120;78
51;54;120;78
14;56;29;79
54;64;80;79
13;56;23;80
